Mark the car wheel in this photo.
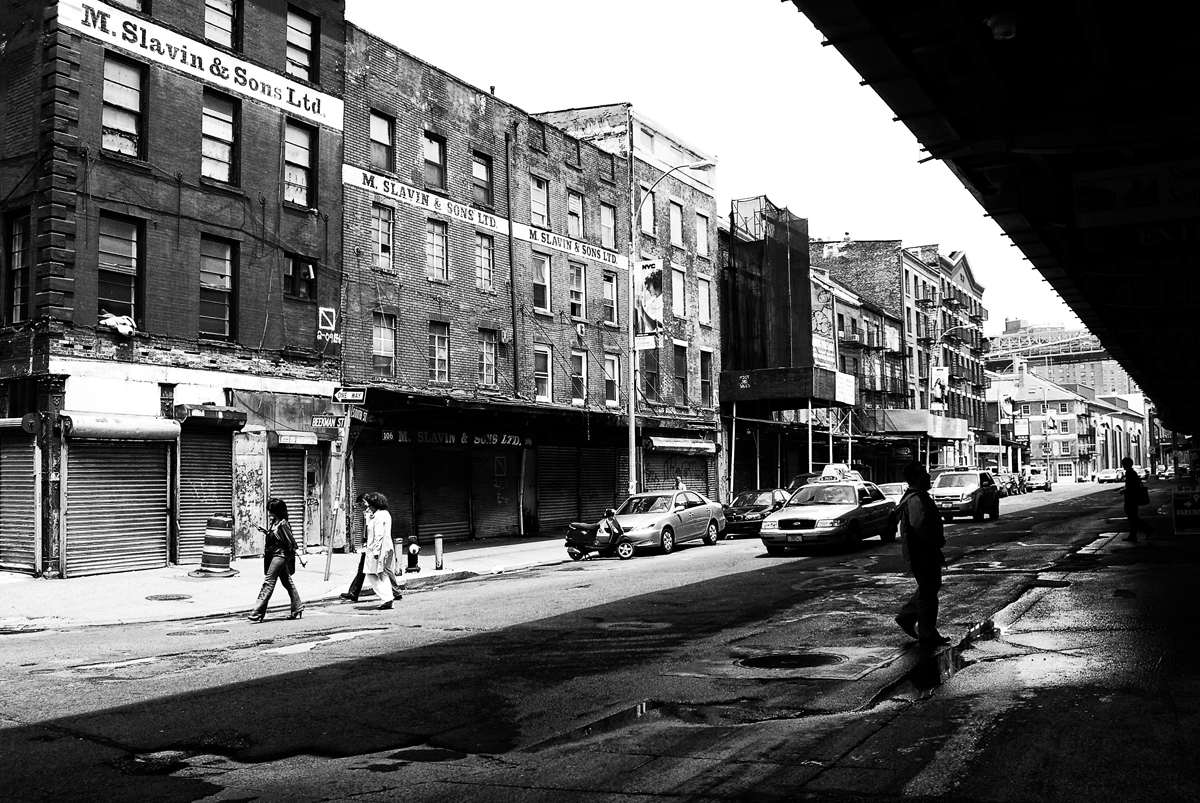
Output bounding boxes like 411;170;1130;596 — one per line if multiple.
943;515;954;523
659;527;676;555
615;541;635;560
973;505;984;521
765;544;786;557
702;522;719;545
989;503;1000;521
881;513;897;543
845;521;862;552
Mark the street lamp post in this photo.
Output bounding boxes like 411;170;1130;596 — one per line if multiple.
626;157;716;496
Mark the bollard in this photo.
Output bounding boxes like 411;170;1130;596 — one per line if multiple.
434;533;444;570
188;515;239;577
406;536;421;573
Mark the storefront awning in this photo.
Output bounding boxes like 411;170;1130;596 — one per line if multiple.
174;404;247;429
269;430;319;447
644;436;717;455
60;411;181;440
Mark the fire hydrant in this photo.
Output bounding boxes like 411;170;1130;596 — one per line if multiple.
406;536;421;573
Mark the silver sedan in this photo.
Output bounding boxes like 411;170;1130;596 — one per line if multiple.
613;490;725;554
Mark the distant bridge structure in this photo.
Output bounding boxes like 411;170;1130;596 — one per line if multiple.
984;330;1111;370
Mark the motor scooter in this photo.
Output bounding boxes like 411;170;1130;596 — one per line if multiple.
565;509;635;561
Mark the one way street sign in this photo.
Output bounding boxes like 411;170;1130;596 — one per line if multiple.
332;387;367;404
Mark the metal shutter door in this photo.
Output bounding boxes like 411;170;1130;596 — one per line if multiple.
177;429;233;565
414;448;471;541
579;447;617;522
537;446;579;533
64;441;168;577
0;434;37;571
269;449;306;537
643;453;707;492
351;443;413;548
470;449;520;538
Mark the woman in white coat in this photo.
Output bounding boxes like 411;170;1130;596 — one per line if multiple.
361;492;399;610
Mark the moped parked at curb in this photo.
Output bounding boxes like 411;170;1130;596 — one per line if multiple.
566;509;636;561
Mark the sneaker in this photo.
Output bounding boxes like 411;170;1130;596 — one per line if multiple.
895;616;918;640
919;634;952;646
339;593;358;602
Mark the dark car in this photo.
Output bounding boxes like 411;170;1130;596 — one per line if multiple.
724;488;789;538
786;472;821;492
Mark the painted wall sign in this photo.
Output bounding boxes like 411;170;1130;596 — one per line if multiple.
380;429;528;447
512;223;627;268
62;0;343;129
342;165;509;234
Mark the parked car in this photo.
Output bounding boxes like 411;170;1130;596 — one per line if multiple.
994;472;1021;496
611;490;724;554
1097;468;1123;483
1156;467;1170;480
724;488;789;538
760;480;895;555
930;470;1001;522
876;482;907;506
1136;465;1150;479
785;472;820;491
1024;466;1053;492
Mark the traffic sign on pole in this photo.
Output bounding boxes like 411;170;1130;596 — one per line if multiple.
332;387;367;404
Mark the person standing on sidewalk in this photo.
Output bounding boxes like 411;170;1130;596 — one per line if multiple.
361;492;401;610
894;461;950;646
341;494;404;603
247;498;304;623
1120;456;1154;542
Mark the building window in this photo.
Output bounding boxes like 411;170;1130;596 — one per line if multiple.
478;329;497;386
599;152;615;183
673;344;687;403
602;272;617;324
528;119;546;151
423;132;446;190
700;350;713;406
569;262;585;318
601;203;616;249
532;252;550;311
570;351;586;404
641;348;660;402
201;90;237;183
567;190;584;238
475;233;494;291
530;175;549;228
283;254;316;300
428;321;449;382
669;201;683;246
285;5;316;82
283;121;314;206
5;212;31;324
1059;402;1069;413
372;312;395;376
696;213;710;257
636;126;655;154
371;204;392;271
97;213;140;322
672;268;685;317
604;354;619;406
698;277;711;325
205;0;239;49
199;235;235;339
472;152;493;206
102;54;144;157
639;186;655;235
370;111;393;172
534;345;551;401
426;219;448;281
567;135;582;166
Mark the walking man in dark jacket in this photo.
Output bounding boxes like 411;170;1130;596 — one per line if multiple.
895;461;951;646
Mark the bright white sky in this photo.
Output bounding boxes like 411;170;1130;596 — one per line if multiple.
345;0;1082;337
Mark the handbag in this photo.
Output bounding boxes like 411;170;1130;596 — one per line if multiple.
1134;482;1150;506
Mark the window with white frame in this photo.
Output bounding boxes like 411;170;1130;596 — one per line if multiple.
372;312;395;376
567;190;584;238
601;202;616;249
1022;403;1030;415
5;211;31;324
669;201;683;246
603;354;619;406
478;329;497;385
530;175;549;228
700;350;713;406
370;111;393;172
673;344;687;404
98;213;140;322
283;121;314;206
199;235;235;340
205;0;238;49
285;5;316;82
569;262;585;318
570;351;586;404
695;212;710;257
371;204;392;271
425;219;448;281
672;268;686;317
428;321;450;381
283;254;316;300
472;152;493;206
424;132;446;190
698;277;711;325
639;186;655;234
532;252;550;311
1059;401;1069;413
641;348;659;402
602;272;617;324
475;233;494;291
201;90;237;183
102;54;144;157
534;345;551;401
1059;418;1071;434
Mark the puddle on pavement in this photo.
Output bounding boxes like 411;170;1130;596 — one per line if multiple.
524;700;662;752
870;647;975;705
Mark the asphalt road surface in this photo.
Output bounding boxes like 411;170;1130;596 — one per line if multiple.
3;482;1196;802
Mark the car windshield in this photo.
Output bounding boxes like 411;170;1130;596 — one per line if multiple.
935;473;978;488
618;494;673;515
878;483;906;496
787;485;857;506
732;491;773;507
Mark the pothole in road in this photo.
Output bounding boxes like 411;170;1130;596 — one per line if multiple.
739;653;845;670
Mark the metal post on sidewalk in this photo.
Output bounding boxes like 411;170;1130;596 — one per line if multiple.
434;533;444;570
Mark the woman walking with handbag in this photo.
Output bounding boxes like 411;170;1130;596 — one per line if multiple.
247;498;305;622
1119;456;1153;542
361;492;400;610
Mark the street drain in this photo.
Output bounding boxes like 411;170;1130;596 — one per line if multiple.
145;594;191;601
740;653;844;670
